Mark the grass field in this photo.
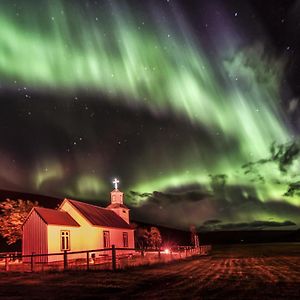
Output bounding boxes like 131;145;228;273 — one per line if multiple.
0;243;300;300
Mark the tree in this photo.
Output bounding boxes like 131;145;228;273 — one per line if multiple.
133;224;162;250
0;199;38;245
148;227;162;250
133;224;150;249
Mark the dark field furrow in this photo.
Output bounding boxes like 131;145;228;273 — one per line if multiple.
1;243;300;299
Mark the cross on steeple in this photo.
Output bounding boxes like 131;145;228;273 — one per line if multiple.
112;178;119;190
108;178;128;223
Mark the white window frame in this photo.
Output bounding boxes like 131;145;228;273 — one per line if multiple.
103;230;110;248
123;232;128;248
61;230;70;251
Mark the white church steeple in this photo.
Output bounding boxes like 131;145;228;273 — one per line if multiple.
107;178;130;223
110;178;124;204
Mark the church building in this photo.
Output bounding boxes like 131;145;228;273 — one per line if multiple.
22;179;135;262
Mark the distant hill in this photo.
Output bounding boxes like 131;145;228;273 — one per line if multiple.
199;229;300;244
131;223;300;247
0;189;62;208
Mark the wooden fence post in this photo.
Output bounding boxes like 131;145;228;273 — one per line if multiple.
86;251;89;271
5;255;9;271
31;252;34;272
158;248;161;259
63;250;68;270
111;245;116;271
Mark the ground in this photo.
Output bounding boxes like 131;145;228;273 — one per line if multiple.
1;243;300;300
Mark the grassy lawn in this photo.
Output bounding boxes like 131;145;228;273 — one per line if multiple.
1;243;300;300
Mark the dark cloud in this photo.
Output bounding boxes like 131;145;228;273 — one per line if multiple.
202;219;222;226
270;142;300;173
283;181;300;197
264;200;300;216
130;187;212;228
242;141;300;178
209;174;227;197
241;141;300;197
130;182;300;230
200;220;296;231
164;183;205;194
128;187;210;206
152;190;210;203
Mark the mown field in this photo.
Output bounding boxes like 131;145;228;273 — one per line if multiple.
0;243;300;300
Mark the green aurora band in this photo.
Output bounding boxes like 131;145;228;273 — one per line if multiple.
0;1;299;226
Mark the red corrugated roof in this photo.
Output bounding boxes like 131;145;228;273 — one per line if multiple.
68;199;132;229
35;207;80;227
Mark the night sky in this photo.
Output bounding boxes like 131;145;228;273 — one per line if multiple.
1;0;300;230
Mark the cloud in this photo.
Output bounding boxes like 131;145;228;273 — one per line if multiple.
129;186;214;228
128;185;211;206
203;219;222;226
284;181;300;197
129;182;300;230
242;141;300;176
200;220;296;231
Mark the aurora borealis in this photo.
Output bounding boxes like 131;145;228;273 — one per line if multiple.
1;0;300;229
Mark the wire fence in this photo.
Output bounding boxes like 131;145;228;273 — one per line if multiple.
0;245;212;272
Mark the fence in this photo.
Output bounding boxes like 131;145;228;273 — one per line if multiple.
0;245;212;272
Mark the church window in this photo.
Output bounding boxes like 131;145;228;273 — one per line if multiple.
123;232;128;247
61;231;70;251
103;231;110;248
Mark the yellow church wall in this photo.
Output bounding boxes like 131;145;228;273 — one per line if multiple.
59;200;91;227
47;199;101;262
60;201;103;248
47;226;134;262
47;224;101;262
47;225;80;262
46;200;102;261
102;227;135;248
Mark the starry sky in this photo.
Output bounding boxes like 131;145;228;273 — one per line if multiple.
1;0;300;230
